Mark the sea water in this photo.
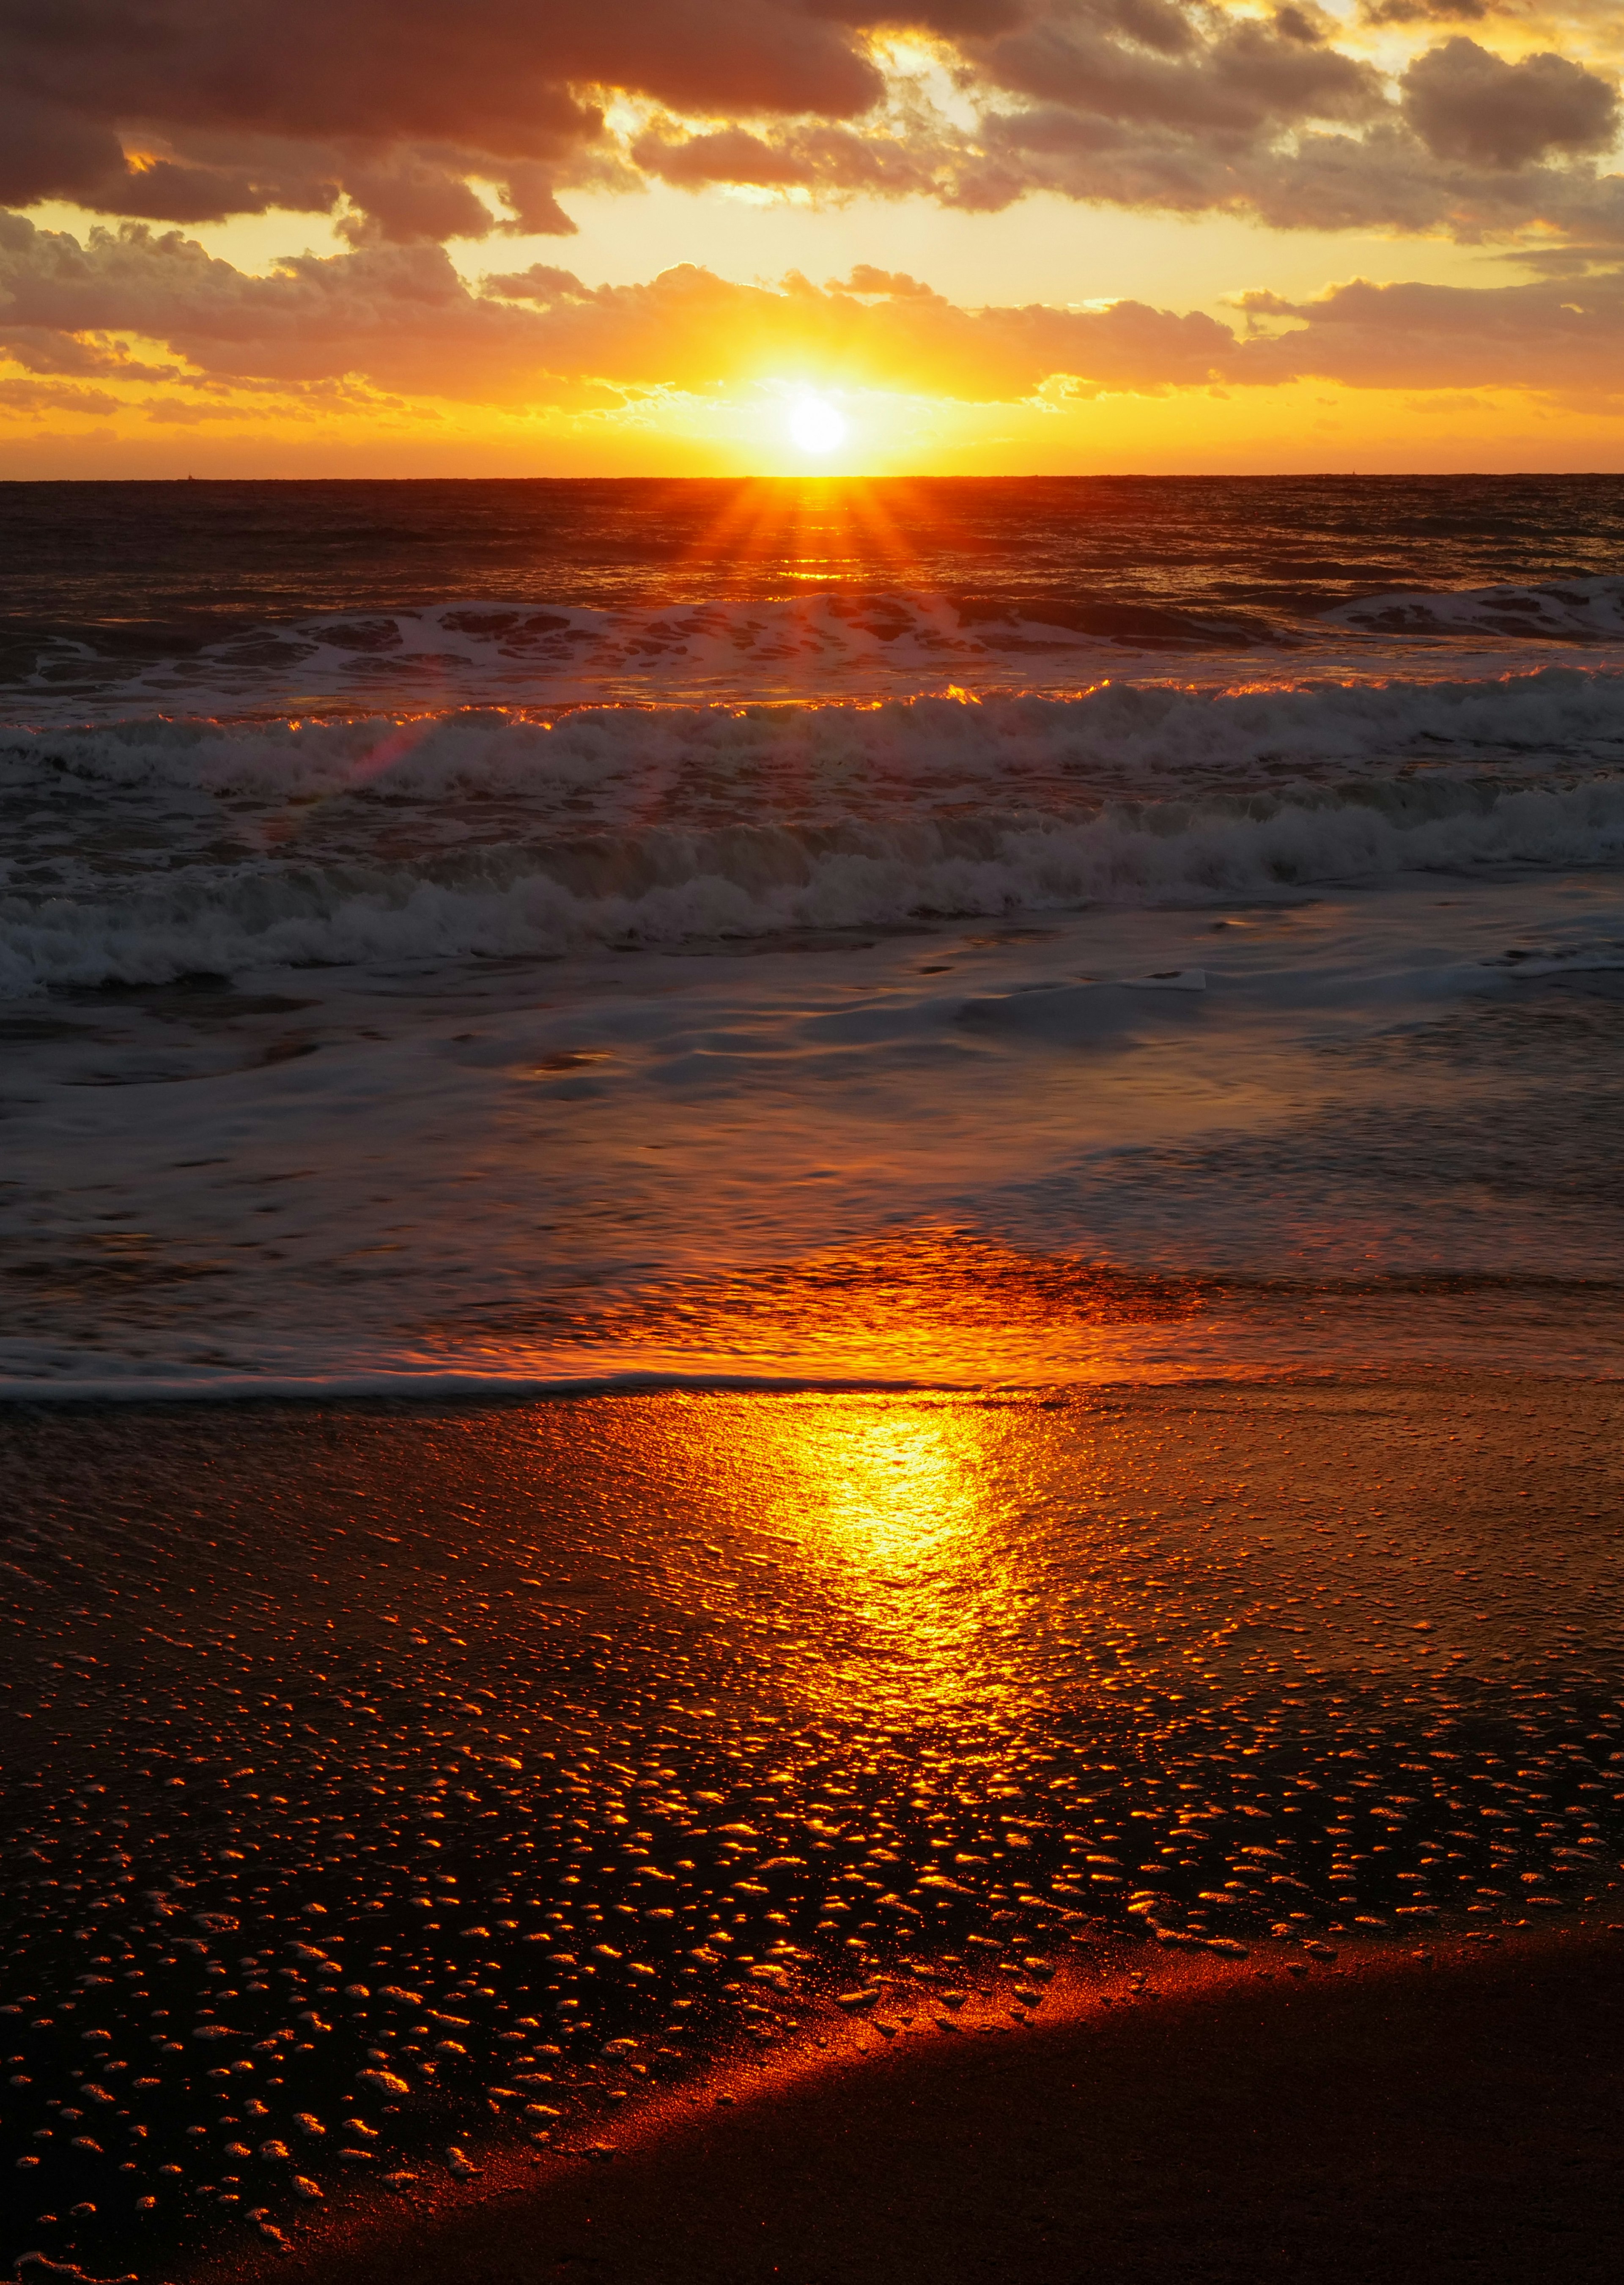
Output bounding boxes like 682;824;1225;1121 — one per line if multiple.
4;475;1624;1392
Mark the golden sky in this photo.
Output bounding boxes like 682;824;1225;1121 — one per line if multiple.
3;2;1624;473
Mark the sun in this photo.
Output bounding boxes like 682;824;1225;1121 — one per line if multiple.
788;395;848;456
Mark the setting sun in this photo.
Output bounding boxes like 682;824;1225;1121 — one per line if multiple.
788;396;848;456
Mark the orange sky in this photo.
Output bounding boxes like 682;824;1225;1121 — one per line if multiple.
3;3;1624;474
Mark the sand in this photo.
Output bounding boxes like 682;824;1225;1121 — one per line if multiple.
3;1378;1621;2285
222;1927;1624;2285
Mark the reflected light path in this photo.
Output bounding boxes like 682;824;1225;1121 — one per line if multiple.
738;1398;1031;1718
444;1230;1216;1388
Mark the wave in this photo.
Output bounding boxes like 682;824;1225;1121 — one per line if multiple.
11;663;1624;804
5;665;1624;997
5;769;1624;999
1329;575;1624;643
13;577;1624;721
10;593;1214;721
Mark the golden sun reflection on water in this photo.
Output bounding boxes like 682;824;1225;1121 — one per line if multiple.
450;1229;1215;1387
760;1400;1009;1697
643;1390;1094;1731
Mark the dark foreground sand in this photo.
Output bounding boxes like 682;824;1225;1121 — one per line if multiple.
229;1928;1624;2285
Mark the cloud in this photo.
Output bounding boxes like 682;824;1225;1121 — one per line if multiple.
479;258;1237;398
8;208;1624;419
977;102;1624;242
0;2;1618;254
0;210;1235;406
0;0;881;235
0;213;612;403
1231;267;1624;398
1360;0;1509;23
0;374;122;417
626;10;1624;246
1401;37;1619;169
976;10;1387;137
0;325;180;380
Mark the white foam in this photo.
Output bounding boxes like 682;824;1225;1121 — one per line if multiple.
4;669;1624;999
1329;576;1624;644
3;771;1623;1001
5;868;1624;1395
11;661;1624;803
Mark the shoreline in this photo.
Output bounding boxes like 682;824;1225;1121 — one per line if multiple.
5;1352;1624;1409
205;1921;1624;2285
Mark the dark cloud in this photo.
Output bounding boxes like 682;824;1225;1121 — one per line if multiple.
629;123;942;197
976;104;1624;241
976;12;1385;137
809;0;1034;29
1360;0;1503;23
0;0;881;236
625;8;1621;249
0;326;180;380
1401;38;1619;170
0;2;1618;254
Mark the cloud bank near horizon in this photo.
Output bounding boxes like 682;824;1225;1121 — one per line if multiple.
5;211;1624;426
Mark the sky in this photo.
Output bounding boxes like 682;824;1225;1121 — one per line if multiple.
3;0;1624;475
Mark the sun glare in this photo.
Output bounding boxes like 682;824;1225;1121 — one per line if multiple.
788;396;848;455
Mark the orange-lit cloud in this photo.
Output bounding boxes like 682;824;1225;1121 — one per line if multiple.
6;208;1624;438
1232;266;1624;399
481;258;1234;398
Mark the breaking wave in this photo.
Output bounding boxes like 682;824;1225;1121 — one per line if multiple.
5;663;1624;996
13;575;1624;721
5;759;1624;1003
11;660;1624;800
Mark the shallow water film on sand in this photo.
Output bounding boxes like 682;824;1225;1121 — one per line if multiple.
2;1385;1623;2277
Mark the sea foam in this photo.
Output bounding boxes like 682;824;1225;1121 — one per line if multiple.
3;668;1624;997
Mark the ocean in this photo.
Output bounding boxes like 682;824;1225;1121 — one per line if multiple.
4;473;1624;1394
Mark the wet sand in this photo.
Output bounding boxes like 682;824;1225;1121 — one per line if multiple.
228;1926;1624;2285
2;1377;1621;2282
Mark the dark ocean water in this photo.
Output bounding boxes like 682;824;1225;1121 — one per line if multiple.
4;475;1624;1395
4;475;1624;718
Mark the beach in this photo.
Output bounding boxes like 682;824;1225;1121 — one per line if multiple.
236;1926;1624;2285
4;476;1624;2281
3;1374;1621;2281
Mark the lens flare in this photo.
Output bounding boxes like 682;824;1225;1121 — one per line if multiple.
788;397;848;455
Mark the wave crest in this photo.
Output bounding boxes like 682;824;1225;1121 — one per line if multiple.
5;770;1624;998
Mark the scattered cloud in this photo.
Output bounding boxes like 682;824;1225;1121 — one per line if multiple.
483;257;1236;396
1401;38;1619;169
2;2;1621;439
0;3;1617;250
0;374;122;417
